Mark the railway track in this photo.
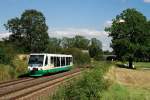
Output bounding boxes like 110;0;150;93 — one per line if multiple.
0;78;34;88
0;69;81;100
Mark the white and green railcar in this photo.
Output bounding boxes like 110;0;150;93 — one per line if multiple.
28;53;73;76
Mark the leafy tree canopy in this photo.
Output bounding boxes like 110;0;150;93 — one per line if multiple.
45;37;62;53
61;37;75;48
73;35;90;49
4;9;49;53
61;35;90;50
89;38;102;58
105;8;150;61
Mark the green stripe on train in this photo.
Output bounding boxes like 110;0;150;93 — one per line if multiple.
29;66;72;76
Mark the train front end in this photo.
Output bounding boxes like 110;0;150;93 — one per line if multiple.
28;54;46;76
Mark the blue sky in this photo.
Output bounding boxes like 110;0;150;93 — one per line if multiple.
0;0;150;50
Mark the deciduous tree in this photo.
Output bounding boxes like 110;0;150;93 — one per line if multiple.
89;38;102;58
5;9;49;53
105;8;150;68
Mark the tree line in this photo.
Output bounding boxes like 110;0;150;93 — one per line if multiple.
0;9;103;65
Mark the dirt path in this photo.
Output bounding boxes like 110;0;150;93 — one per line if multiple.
106;67;150;89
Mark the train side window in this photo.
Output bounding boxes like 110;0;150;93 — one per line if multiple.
56;57;60;67
68;57;70;65
61;57;65;66
45;56;48;66
54;57;57;67
66;57;69;65
68;57;72;65
67;57;69;65
51;57;54;65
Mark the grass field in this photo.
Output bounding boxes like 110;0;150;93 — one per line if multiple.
134;62;150;69
101;83;150;100
115;61;150;69
102;64;150;100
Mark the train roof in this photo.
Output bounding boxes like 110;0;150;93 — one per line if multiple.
30;53;72;57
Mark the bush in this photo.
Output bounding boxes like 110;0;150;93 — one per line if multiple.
0;43;16;64
11;56;28;76
94;52;104;61
65;70;106;100
62;48;91;65
0;54;28;81
0;43;28;81
0;58;28;81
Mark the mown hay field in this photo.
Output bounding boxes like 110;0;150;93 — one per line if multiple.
103;65;150;100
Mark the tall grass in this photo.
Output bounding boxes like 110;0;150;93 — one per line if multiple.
0;64;14;81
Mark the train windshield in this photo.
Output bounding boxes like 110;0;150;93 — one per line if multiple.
28;55;44;67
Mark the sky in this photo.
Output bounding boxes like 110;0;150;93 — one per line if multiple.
0;0;150;51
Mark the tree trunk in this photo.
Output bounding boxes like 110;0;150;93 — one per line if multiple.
128;56;133;69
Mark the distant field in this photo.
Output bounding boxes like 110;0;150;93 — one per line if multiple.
116;61;150;69
134;62;150;68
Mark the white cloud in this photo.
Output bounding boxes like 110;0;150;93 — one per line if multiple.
0;32;12;40
49;28;108;38
144;0;150;3
49;28;112;51
104;20;112;27
120;0;150;3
